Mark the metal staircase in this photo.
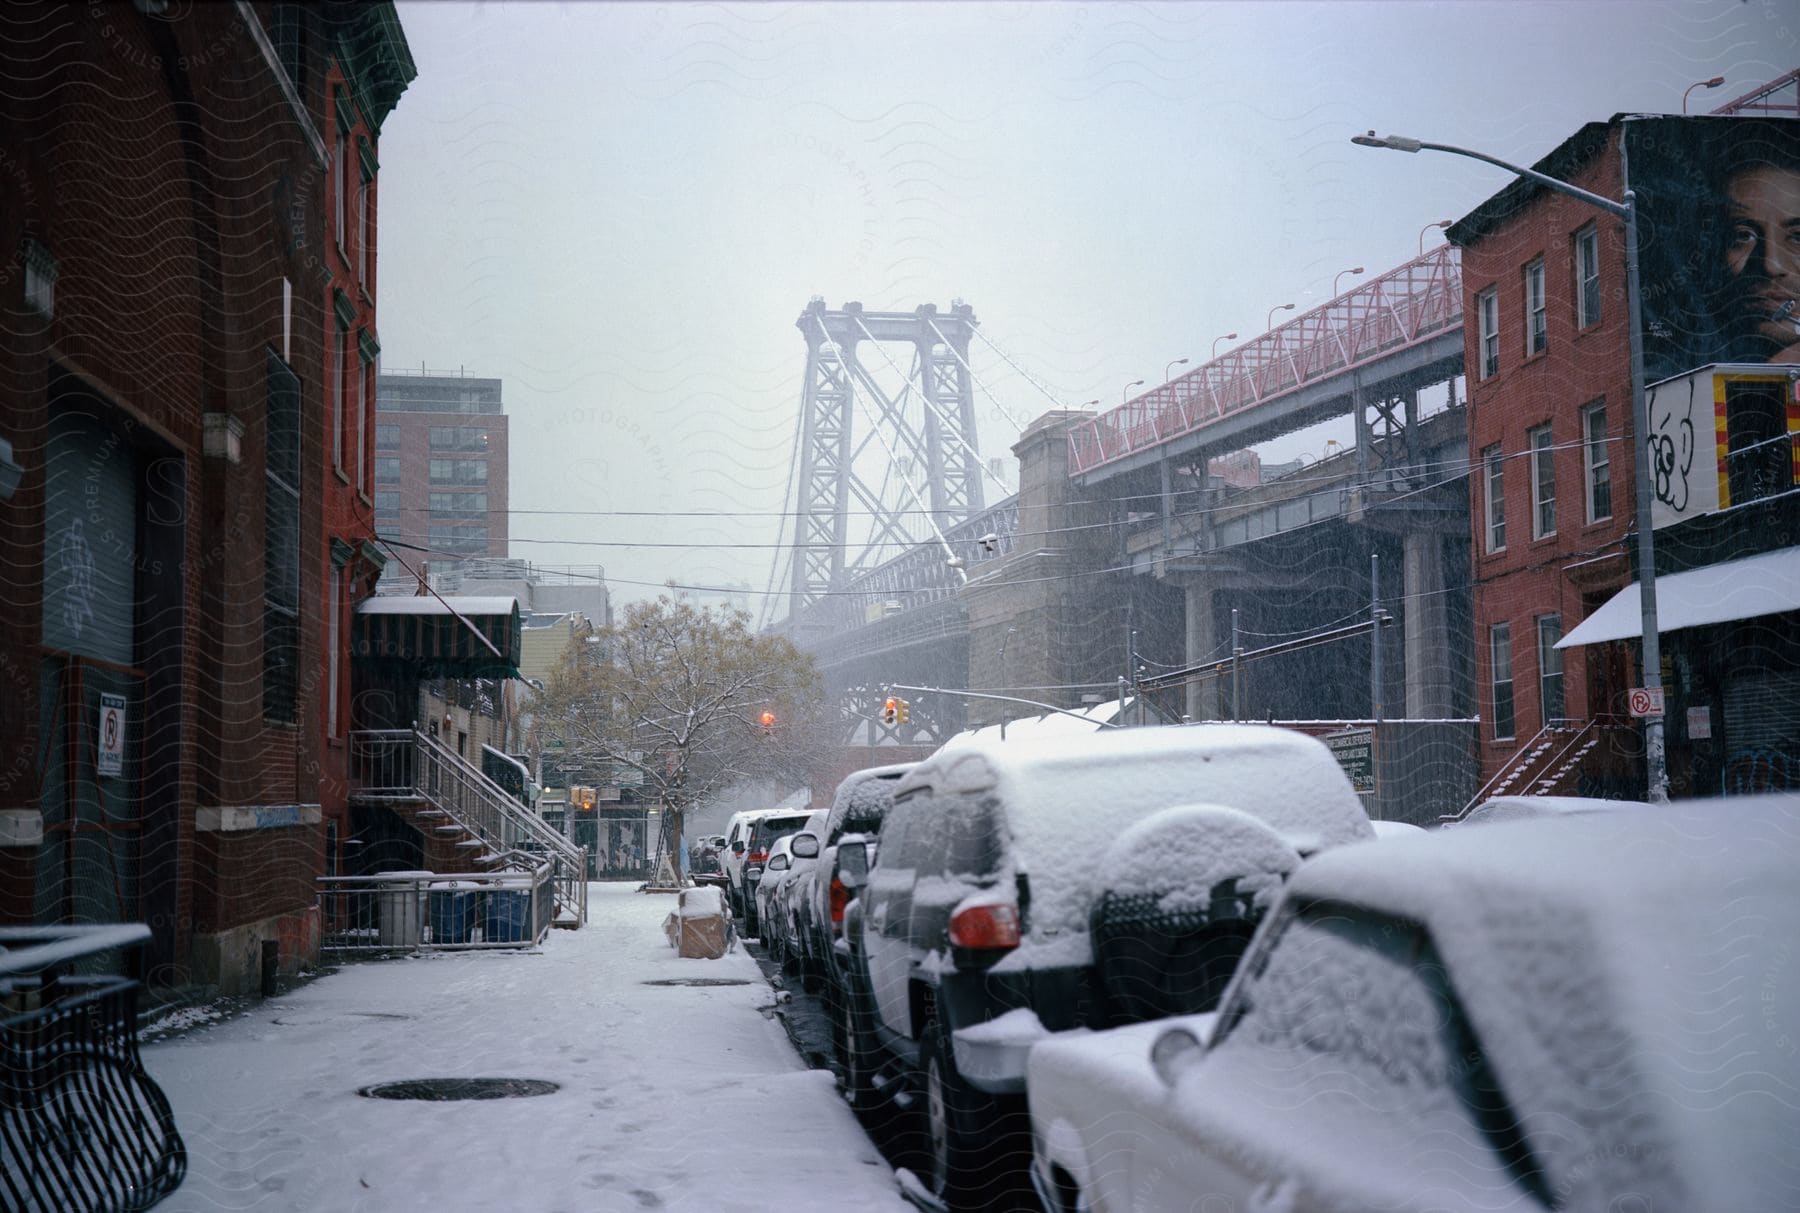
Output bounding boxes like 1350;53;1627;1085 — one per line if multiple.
349;729;588;927
1441;717;1624;824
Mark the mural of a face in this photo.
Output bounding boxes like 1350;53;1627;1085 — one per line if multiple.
1724;163;1800;361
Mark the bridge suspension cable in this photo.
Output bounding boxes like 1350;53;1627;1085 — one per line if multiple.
925;318;1028;438
851;315;1010;498
970;326;1077;414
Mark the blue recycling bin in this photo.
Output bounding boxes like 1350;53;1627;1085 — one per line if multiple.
429;882;474;944
483;889;531;943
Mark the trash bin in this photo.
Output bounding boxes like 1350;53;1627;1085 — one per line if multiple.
483;888;531;943
376;872;428;947
429;880;474;945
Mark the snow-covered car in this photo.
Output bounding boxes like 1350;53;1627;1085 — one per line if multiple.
741;810;812;937
1458;793;1649;826
839;724;1373;1210
792;764;912;996
721;808;780;921
768;808;828;969
752;835;797;941
1028;792;1800;1213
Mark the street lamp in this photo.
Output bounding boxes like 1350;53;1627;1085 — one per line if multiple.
1164;357;1189;384
1353;128;1667;803
1334;266;1365;296
1080;398;1100;409
1121;379;1145;403
1266;303;1295;330
1419;219;1452;255
1683;75;1725;113
1211;332;1238;359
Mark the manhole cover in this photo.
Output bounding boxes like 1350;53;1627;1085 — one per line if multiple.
357;1078;560;1101
640;977;752;987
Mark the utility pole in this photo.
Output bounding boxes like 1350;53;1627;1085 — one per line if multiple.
1370;552;1383;725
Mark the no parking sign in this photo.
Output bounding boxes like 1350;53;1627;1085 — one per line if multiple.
97;693;127;777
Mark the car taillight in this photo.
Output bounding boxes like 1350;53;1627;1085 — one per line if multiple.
949;901;1020;950
748;849;767;865
829;877;850;924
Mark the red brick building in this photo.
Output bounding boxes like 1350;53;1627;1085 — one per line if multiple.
0;1;412;993
1453;108;1800;798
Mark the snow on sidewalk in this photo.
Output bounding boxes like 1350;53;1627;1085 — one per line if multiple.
145;883;911;1212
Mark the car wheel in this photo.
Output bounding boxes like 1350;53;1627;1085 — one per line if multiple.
921;1022;1009;1211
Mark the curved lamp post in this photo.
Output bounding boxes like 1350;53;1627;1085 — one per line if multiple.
1266;303;1295;330
1419;219;1452;255
1682;76;1725;114
1353;128;1666;803
1121;378;1145;404
1164;357;1189;384
1334;266;1365;296
1211;332;1238;359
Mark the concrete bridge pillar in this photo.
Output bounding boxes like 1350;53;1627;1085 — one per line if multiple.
1403;531;1453;718
1184;582;1223;722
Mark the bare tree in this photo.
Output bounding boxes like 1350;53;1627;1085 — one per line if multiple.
538;596;830;884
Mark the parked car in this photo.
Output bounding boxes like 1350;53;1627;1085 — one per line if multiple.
1458;793;1649;827
1028;793;1800;1213
739;809;813;937
767;808;828;967
753;835;798;943
792;764;912;996
721;808;780;921
839;724;1374;1210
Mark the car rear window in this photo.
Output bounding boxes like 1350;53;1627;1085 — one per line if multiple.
751;815;810;848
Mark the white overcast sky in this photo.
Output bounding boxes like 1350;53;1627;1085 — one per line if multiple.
375;0;1789;610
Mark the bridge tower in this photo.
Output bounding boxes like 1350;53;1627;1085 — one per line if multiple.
788;300;986;617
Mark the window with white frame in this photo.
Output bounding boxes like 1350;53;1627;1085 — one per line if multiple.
327;565;341;736
1529;424;1556;538
331;321;346;472
1583;402;1611;522
1574;226;1601;329
1524;258;1547;355
1477;288;1499;378
1483;443;1506;553
1490;623;1515;740
354;351;367;489
1537;615;1563;723
333;128;347;249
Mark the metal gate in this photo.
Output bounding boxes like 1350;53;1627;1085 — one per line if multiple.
593;808;650;880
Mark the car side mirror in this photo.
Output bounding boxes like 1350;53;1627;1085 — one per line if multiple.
732;841;745;855
838;840;868;887
791;833;820;859
769;854;790;872
1150;1027;1207;1088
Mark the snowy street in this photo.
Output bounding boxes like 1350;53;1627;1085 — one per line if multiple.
143;884;912;1212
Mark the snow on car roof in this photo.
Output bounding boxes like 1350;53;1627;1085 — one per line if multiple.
826;763;912;838
1279;793;1800;1210
898;723;1373;938
1459;793;1649;826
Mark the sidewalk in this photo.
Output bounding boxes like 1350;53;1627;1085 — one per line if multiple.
144;883;912;1212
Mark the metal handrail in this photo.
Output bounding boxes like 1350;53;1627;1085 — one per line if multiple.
317;857;555;952
0;925;151;984
350;729;587;927
1068;244;1463;474
1443;717;1596;823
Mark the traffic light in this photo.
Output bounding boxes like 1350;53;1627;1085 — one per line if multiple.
882;696;899;726
759;709;776;730
896;698;910;725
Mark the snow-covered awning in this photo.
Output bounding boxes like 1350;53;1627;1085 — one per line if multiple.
1556;548;1800;649
353;594;522;677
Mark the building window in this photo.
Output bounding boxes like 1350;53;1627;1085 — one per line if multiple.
374;456;401;483
375;490;401;512
1574;225;1601;329
1537;615;1564;724
264;352;301;723
23;238;57;319
1477;288;1499;379
1490;623;1515;741
327;564;342;736
333;127;348;249
331;321;346;473
429;525;489;555
357;177;370;282
429;491;487;516
376;423;400;450
430;458;488;484
429;426;489;451
1524;258;1547;355
1482;443;1506;553
354;344;367;489
1583;402;1611;522
1529;424;1556;539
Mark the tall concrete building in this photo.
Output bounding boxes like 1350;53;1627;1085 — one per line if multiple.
373;369;509;584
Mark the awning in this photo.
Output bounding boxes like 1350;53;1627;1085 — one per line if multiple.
1557;548;1800;649
353;595;523;677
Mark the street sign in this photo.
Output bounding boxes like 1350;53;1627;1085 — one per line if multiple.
1325;728;1375;795
96;693;127;777
1627;687;1664;718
